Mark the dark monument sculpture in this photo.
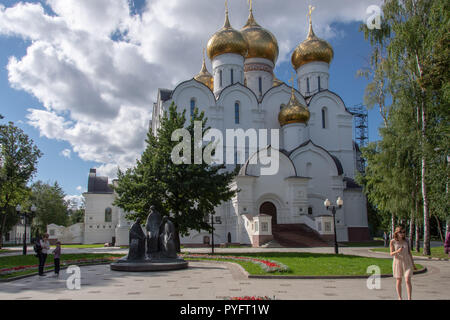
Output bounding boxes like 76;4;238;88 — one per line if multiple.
110;206;188;272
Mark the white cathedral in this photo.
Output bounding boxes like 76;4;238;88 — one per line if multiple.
49;6;369;247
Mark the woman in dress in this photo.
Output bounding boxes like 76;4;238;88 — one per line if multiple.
390;226;416;300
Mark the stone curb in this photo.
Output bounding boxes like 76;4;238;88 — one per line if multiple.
369;249;450;261
0;262;111;283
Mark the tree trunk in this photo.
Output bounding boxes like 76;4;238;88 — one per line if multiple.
434;215;444;244
391;213;395;239
415;221;421;253
421;104;431;256
409;214;415;249
0;212;7;249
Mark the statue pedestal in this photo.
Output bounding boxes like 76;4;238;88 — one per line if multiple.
110;256;188;272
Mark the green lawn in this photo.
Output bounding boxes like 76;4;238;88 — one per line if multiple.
185;252;422;276
0;253;125;279
372;246;449;260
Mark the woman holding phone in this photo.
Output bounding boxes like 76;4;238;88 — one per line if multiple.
390;226;416;300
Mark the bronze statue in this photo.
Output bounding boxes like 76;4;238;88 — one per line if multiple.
159;217;177;259
145;205;162;258
128;217;146;261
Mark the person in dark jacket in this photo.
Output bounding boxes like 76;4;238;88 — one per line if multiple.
52;241;61;276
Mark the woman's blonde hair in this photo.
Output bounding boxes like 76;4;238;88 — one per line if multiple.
393;226;406;241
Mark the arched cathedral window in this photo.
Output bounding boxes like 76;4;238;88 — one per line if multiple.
235;102;240;124
190;99;196;118
318;76;321;91
105;208;112;222
322;107;328;129
258;77;262;94
306;78;310;94
219;70;223;87
231;69;234;84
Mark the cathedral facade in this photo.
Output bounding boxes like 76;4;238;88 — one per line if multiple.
66;5;369;247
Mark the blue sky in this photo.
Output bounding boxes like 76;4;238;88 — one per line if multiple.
0;0;383;203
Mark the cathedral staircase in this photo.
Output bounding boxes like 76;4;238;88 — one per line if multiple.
271;224;330;248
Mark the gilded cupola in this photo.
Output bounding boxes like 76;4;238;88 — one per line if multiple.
194;50;214;91
207;3;248;60
240;4;279;64
291;6;334;70
278;78;310;126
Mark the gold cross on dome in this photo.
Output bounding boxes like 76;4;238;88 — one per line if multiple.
289;72;295;87
308;5;315;24
248;0;253;12
225;0;228;13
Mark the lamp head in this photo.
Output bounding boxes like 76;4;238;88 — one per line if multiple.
15;204;22;213
337;197;343;208
324;199;331;208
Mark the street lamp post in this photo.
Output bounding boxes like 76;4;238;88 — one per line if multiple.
211;213;214;255
15;204;37;255
324;197;343;254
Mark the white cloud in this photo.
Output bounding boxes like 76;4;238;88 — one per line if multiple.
0;0;382;179
64;194;85;209
76;186;82;192
60;148;71;159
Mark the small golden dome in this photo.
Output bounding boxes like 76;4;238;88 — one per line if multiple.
273;76;283;87
207;7;248;60
240;8;279;64
291;14;334;70
278;88;310;126
194;51;214;91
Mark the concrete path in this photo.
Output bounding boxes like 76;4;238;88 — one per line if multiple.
0;247;448;300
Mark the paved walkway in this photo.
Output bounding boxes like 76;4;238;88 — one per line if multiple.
0;247;448;300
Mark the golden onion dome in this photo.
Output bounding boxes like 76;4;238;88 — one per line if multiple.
240;8;279;64
291;14;334;70
207;7;248;60
278;88;310;126
273;76;284;87
194;51;214;91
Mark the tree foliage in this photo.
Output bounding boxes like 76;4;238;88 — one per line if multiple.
359;0;449;254
0;119;42;247
31;181;69;235
113;103;238;251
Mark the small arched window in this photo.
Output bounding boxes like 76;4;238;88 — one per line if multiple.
258;77;262;94
322;107;327;129
190;99;196;118
235;102;240;124
308;207;313;215
306;78;310;94
219;70;223;87
318;76;321;91
231;69;234;84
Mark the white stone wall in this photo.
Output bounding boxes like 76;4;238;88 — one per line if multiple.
296;61;330;96
212;53;245;96
83;193;117;244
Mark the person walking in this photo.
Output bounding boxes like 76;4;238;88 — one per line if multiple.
383;231;389;247
38;233;50;276
444;231;450;258
390;226;416;300
52;241;61;277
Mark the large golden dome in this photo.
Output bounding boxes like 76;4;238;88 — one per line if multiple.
278;89;310;126
291;19;334;70
240;9;279;64
207;8;248;60
194;53;214;91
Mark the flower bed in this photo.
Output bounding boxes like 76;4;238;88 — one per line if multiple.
0;256;120;276
229;296;273;300
183;254;289;273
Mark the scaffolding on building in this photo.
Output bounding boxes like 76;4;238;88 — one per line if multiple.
348;104;369;173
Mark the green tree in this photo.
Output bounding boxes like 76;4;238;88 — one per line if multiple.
0;120;42;248
114;103;237;252
360;0;449;255
31;181;69;235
